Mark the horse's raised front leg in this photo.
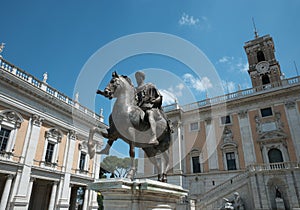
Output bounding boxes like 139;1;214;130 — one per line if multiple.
88;127;100;159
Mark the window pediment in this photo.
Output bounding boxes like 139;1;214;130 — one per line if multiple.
258;130;287;143
0;110;24;128
45;128;63;143
220;141;238;150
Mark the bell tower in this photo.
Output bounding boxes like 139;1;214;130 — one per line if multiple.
244;33;282;88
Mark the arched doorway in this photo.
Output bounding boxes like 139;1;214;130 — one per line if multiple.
268;148;283;163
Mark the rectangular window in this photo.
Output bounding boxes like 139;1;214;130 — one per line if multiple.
261;107;273;117
79;153;86;171
192;156;201;173
45;142;55;163
190;122;199;131
221;115;231;125
0;128;11;151
226;152;237;170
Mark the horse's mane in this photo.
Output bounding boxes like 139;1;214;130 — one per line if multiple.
121;75;134;87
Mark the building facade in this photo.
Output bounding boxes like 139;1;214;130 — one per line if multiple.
0;57;105;209
140;33;300;209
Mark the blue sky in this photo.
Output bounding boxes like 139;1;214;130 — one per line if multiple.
1;0;300;156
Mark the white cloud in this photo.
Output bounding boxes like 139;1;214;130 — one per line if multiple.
160;89;178;105
237;62;249;72
183;73;212;92
218;56;248;73
222;80;236;93
218;56;233;63
179;13;199;26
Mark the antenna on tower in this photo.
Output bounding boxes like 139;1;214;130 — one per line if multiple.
252;17;259;38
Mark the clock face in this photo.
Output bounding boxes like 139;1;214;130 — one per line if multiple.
256;61;269;73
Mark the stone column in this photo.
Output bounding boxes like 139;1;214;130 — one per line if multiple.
48;181;58;210
12;115;43;210
238;110;256;166
0;174;14;210
82;188;89;210
285;101;300;161
57;131;76;210
205;118;218;170
170;119;184;186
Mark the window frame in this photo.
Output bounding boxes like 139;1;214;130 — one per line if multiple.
190;122;199;132
260;107;273;118
220;115;232;125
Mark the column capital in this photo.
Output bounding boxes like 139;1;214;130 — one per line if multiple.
285;100;296;109
205;117;212;125
238;109;248;118
68;130;77;140
6;174;14;179
32;114;44;127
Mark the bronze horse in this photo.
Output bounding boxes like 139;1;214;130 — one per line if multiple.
88;72;172;182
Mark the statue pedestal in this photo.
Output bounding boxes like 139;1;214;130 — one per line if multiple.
275;198;285;210
89;178;189;210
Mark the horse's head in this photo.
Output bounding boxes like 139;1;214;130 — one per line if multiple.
97;71;134;100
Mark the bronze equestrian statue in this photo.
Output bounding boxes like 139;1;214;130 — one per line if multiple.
88;71;172;182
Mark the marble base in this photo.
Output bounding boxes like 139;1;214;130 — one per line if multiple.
88;178;189;210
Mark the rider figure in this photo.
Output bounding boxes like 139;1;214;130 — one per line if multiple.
135;71;162;145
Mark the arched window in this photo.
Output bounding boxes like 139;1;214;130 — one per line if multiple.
257;51;266;62
262;74;270;85
268;148;283;163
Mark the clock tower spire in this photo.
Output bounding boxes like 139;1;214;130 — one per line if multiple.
244;34;282;89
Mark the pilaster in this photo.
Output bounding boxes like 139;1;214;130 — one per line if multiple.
11;115;43;209
205;117;218;170
238;109;256;166
57;130;77;210
284;100;300;161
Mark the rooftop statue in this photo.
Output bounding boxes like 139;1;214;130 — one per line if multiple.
88;71;172;182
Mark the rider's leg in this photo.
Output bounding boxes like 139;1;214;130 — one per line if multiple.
147;110;159;145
